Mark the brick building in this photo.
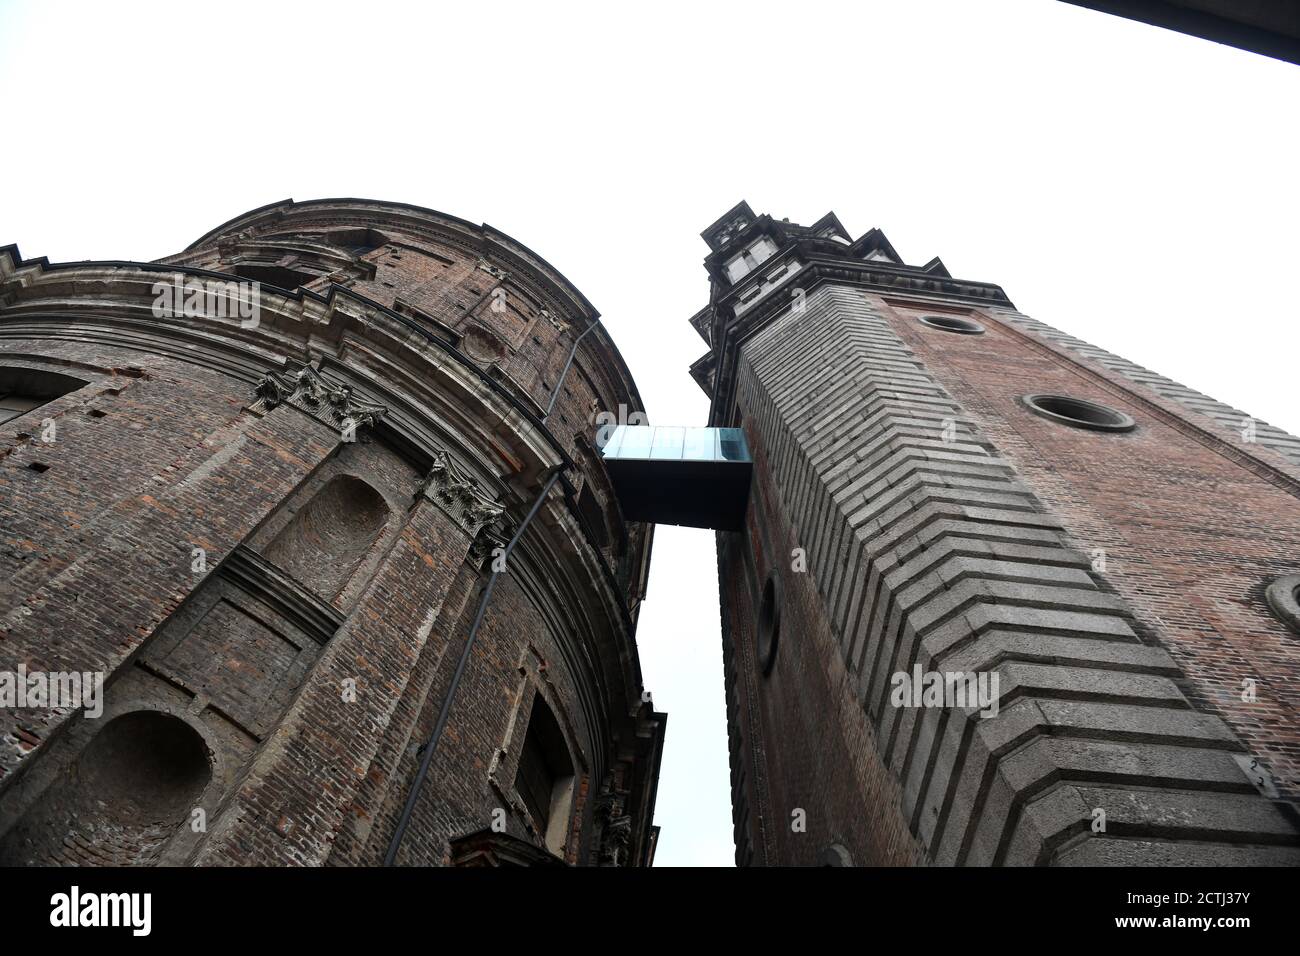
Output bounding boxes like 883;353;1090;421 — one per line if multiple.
5;195;1299;869
0;199;664;866
692;201;1300;865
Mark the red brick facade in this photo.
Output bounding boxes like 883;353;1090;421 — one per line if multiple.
693;202;1300;866
0;200;664;867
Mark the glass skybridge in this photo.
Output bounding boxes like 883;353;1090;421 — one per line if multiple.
599;425;752;531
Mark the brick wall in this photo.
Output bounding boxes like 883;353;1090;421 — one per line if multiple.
719;283;1300;865
884;297;1300;804
0;200;660;866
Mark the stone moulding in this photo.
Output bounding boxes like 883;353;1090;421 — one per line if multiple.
250;360;388;435
0;244;575;473
1265;575;1300;635
218;545;346;644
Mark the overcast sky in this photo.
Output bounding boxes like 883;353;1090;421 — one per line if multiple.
2;0;1297;866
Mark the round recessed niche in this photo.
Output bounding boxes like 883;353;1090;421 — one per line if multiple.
1020;394;1136;433
820;843;855;867
757;573;781;676
918;314;985;335
461;324;507;365
1265;575;1300;634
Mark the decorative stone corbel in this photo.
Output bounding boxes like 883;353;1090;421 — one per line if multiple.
469;515;511;568
418;449;505;538
475;259;510;281
595;784;633;867
250;361;387;436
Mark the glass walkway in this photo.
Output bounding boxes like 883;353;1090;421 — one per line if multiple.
599;425;753;531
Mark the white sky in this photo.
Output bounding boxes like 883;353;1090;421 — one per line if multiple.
1;0;1296;867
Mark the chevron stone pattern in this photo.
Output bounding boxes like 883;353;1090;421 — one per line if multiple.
732;284;1300;865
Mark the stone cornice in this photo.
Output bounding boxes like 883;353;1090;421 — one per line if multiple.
703;253;1014;424
219;545;346;644
166;199;648;420
0;244;570;476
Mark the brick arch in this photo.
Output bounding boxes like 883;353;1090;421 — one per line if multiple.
0;710;212;866
263;473;391;601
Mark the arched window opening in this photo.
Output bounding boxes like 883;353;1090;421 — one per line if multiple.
0;367;87;426
820;843;855;866
320;228;389;256
231;263;314;290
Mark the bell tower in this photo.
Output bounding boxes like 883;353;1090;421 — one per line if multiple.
691;201;1300;866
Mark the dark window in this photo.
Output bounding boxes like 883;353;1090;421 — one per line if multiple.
0;367;87;426
577;482;609;549
757;573;781;676
918;314;985;335
231;264;314;290
1021;394;1136;433
319;228;389;256
515;694;574;845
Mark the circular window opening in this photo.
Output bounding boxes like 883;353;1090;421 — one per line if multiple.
1265;575;1300;635
1021;394;1136;432
918;314;985;335
757;574;781;676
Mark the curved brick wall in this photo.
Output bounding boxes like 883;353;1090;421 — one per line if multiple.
0;200;664;867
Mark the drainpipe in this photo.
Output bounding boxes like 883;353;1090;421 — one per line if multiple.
384;464;565;866
544;317;601;422
385;313;604;865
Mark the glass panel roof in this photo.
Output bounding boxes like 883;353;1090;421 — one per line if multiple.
601;425;751;464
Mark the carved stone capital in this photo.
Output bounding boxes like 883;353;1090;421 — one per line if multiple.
596;786;633;867
469;516;511;567
250;361;387;436
419;449;505;538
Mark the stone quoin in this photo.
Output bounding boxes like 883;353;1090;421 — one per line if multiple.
694;201;1300;866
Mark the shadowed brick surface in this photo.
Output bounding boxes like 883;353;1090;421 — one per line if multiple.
0;200;663;867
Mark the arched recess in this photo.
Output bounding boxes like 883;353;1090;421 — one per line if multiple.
0;710;212;866
263;474;390;601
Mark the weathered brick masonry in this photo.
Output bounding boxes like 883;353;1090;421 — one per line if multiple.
692;201;1300;865
0;199;664;866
